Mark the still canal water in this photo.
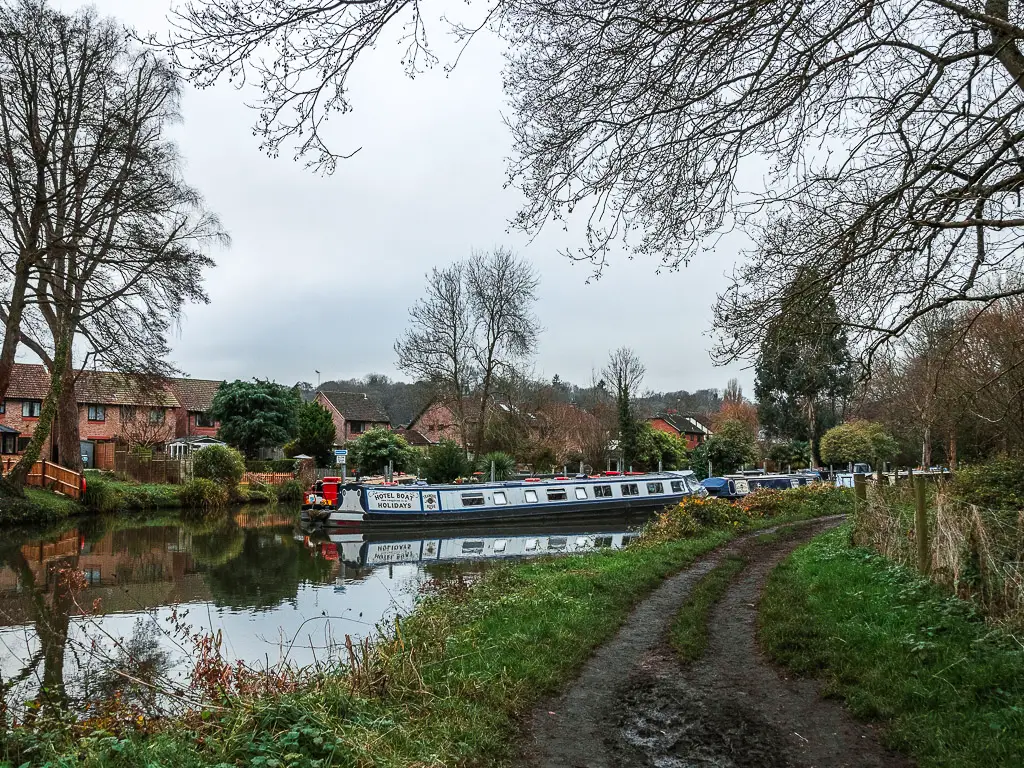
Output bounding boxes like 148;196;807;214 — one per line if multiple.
0;507;642;714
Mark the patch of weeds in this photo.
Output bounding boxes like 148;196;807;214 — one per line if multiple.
761;525;1024;767
670;554;746;662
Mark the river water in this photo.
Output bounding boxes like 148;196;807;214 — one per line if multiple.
0;507;642;715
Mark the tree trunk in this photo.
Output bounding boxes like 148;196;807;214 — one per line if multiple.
0;259;31;401
7;334;71;491
807;400;819;469
921;423;932;469
54;353;82;471
948;432;958;471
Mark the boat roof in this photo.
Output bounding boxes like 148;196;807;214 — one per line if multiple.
351;470;696;491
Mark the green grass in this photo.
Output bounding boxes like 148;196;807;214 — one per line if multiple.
760;526;1024;768
670;554;746;662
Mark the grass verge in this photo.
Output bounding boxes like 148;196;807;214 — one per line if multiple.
760;525;1024;768
670;554;746;662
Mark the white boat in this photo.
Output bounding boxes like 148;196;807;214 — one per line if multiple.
301;470;704;526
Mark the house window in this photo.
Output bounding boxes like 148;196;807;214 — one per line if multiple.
148;408;165;425
87;405;106;422
83;568;101;585
671;481;684;493
575;487;588;500
21;401;40;418
647;482;664;494
594;485;614;498
461;492;486;507
621;483;640;496
194;411;215;428
349;421;365;434
493;491;508;505
524;489;538;503
546;488;568;501
17;437;30;451
0;400;5;414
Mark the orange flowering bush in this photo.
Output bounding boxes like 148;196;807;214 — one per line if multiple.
641;484;853;545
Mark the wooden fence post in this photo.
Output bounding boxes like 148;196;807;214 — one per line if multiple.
915;474;929;574
853;473;867;510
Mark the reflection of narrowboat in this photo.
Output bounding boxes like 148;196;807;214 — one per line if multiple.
300;526;642;568
302;471;705;526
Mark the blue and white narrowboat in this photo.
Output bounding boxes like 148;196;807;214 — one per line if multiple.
302;471;705;526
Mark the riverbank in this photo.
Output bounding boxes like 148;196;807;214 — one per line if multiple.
3;485;851;767
760;525;1024;767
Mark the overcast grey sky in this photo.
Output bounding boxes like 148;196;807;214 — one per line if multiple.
52;0;754;395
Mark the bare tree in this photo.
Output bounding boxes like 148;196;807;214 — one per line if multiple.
395;262;473;448
395;248;539;453
0;2;224;484
162;0;1024;360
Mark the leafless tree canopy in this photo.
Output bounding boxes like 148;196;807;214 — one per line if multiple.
0;1;225;473
164;0;1024;358
395;247;540;451
602;346;645;405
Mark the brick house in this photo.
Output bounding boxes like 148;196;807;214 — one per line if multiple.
0;363;213;469
648;412;712;450
408;399;472;447
168;378;223;439
314;391;391;446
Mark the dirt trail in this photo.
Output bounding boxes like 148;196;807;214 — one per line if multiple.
522;516;913;768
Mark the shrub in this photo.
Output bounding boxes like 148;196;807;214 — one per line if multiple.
83;475;122;513
952;454;1024;510
245;460;272;472
244;481;277;503
270;458;298;473
421;440;471;483
277;479;305;503
478;451;516;481
193;445;246;487
179;479;230;511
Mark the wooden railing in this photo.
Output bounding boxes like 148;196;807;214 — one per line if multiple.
1;457;84;500
241;471;295;486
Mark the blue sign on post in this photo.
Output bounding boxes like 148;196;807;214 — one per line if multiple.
334;448;347;465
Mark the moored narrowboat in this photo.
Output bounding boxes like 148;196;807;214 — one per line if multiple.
302;470;705;526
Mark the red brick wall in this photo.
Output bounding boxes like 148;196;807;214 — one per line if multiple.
173;408;220;438
315;392;347;446
0;399;177;449
410;402;463;446
648;417;705;450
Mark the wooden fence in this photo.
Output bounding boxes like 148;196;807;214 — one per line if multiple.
241;471;295;486
114;451;191;485
1;457;83;500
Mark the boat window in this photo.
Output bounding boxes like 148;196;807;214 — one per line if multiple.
461;493;486;507
621;483;639;496
647;482;664;494
594;536;613;548
525;489;538;503
622;534;638;546
525;538;538;551
575;486;588;500
462;540;484;553
548;536;567;550
547;488;568;501
670;480;684;493
493;539;507;553
493;491;508;505
594;485;614;497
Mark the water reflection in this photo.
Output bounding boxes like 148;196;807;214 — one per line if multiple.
0;510;643;717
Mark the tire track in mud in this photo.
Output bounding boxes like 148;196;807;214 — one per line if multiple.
522;515;913;768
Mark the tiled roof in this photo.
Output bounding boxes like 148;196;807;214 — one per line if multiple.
169;377;223;412
394;427;433;446
5;363;178;407
75;370;178;407
652;412;712;435
318;390;390;424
